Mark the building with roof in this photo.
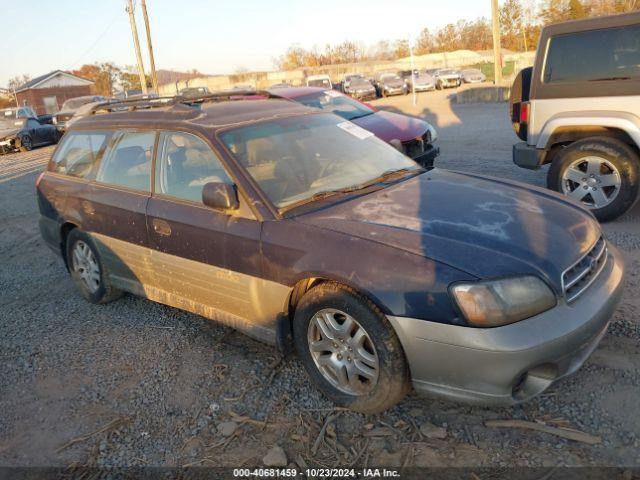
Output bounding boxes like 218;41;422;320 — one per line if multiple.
15;70;94;115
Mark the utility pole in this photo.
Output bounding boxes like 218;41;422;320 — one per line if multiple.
126;0;148;95
140;0;159;94
491;0;503;85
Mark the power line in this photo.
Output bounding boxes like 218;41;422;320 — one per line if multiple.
68;11;121;69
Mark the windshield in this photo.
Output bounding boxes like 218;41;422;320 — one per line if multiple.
438;70;457;75
350;78;371;87
294;91;373;121
463;69;481;75
220;114;419;210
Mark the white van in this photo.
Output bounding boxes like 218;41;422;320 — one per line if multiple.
306;74;332;89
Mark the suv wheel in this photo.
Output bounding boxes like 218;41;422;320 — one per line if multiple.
293;282;410;413
66;229;122;304
547;137;640;222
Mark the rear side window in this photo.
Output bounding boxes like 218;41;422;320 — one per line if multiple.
544;25;640;83
155;131;232;203
96;131;155;191
51;131;110;179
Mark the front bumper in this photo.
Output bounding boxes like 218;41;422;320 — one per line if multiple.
384;87;406;96
412;144;440;168
413;84;435;92
388;244;625;405
0;139;15;155
351;91;377;100
440;79;460;87
513;142;547;170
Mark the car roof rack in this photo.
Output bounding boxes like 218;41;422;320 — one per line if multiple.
90;96;179;115
178;89;272;105
89;90;277;115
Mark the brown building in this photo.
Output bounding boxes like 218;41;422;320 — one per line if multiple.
15;70;94;115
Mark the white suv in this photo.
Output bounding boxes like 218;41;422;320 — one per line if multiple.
510;12;640;222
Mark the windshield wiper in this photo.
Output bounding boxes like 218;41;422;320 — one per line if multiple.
282;168;423;214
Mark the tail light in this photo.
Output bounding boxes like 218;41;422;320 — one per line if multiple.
36;171;45;188
519;101;530;125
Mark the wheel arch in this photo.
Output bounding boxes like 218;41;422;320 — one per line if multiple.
283;275;392;330
537;115;640;160
59;221;79;270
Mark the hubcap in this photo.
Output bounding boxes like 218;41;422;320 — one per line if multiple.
71;240;100;293
561;156;621;209
307;308;379;395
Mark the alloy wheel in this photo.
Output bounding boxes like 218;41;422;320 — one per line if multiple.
307;308;379;395
71;240;101;293
561;156;622;209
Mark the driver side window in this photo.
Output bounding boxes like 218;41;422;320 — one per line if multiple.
155;131;233;204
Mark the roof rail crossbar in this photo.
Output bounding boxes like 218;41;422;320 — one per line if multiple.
90;96;179;115
178;89;273;105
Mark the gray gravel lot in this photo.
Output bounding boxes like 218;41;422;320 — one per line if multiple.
0;89;639;469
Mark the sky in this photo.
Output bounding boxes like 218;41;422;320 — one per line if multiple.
0;0;493;87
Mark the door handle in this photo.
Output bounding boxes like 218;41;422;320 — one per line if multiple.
152;218;172;236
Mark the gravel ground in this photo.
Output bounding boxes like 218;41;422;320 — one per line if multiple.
0;90;639;469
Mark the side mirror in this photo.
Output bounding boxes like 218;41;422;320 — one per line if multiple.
202;182;239;210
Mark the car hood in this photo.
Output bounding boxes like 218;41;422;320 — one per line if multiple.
0;126;20;139
351;110;428;143
295;169;601;293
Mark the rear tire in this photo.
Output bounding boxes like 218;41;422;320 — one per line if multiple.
293;282;410;414
547;137;640;222
66;229;122;304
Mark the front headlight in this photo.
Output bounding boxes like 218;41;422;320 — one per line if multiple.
450;276;556;327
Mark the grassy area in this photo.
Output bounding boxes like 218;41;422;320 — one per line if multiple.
466;61;516;81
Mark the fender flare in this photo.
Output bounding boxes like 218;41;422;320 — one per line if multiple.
537;111;640;150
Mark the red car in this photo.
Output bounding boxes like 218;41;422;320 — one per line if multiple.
269;87;439;167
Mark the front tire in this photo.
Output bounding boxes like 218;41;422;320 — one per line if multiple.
19;135;32;152
293;282;410;414
547;137;640;222
66;229;122;304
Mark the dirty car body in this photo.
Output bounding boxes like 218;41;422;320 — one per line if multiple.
37;97;624;409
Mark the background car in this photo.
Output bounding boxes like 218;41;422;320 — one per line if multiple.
434;69;462;89
306;74;332;89
342;75;376;100
52;95;110;132
0;114;59;154
403;71;436;92
179;86;211;98
373;73;407;97
270;86;438;167
461;68;487;83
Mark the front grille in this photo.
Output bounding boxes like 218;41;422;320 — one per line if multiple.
402;131;432;158
562;236;608;303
